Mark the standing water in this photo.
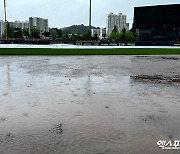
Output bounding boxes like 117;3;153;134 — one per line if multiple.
0;46;180;154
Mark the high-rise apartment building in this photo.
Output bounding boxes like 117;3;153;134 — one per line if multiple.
29;17;49;33
9;21;29;30
0;20;29;38
0;20;5;38
106;13;129;36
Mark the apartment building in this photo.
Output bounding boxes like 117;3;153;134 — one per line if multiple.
29;17;49;33
107;12;129;36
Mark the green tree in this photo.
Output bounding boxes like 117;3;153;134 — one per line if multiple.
31;28;40;38
112;25;118;34
125;31;136;41
6;22;14;38
116;32;123;41
42;31;50;37
56;28;62;38
109;32;117;41
23;28;30;38
102;33;106;39
110;32;123;41
70;33;79;41
63;32;69;40
82;30;91;41
93;34;99;41
121;27;126;41
14;28;22;38
121;27;126;34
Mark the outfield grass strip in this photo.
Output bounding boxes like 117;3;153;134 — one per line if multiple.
0;48;180;55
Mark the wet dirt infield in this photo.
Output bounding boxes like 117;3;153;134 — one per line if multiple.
0;55;180;154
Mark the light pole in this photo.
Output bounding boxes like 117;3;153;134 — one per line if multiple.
89;0;92;33
4;0;8;40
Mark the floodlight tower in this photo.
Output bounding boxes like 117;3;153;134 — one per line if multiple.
4;0;8;40
89;0;92;32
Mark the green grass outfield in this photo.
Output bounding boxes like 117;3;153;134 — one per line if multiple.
0;48;180;55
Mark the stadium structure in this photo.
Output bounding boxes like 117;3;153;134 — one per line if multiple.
133;4;180;41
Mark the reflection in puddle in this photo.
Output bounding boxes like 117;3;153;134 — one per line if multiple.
0;55;180;154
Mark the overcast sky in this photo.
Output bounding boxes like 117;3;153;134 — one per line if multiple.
0;0;179;28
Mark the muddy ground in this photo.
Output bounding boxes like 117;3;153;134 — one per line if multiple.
0;55;180;154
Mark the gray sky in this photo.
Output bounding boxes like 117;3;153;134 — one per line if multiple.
0;0;179;28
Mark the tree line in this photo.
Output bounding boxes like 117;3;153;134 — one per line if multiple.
4;23;136;41
109;26;136;41
5;22;50;39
